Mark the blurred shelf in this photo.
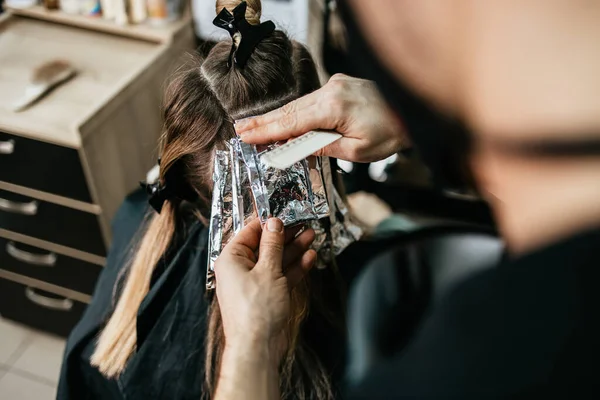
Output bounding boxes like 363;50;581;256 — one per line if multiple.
4;4;190;43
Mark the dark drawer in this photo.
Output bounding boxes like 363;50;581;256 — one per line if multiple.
0;278;86;337
0;189;106;256
0;237;103;294
0;131;92;203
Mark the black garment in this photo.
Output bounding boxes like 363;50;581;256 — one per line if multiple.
348;227;600;399
57;190;347;399
57;190;212;399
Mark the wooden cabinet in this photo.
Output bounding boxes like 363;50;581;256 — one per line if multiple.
0;12;194;335
0;236;103;294
0;276;90;337
0;131;93;202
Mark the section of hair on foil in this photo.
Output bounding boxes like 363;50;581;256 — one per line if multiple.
257;145;317;226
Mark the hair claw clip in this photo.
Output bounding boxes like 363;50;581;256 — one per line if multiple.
140;181;172;214
213;1;275;68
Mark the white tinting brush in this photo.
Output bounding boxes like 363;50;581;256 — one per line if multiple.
260;130;342;169
13;60;77;112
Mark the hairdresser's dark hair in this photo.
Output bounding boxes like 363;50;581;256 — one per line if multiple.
91;1;342;399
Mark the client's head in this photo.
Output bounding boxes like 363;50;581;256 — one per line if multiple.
158;0;320;225
91;1;336;399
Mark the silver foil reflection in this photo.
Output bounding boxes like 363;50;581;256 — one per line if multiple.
206;138;362;290
230;139;256;231
256;145;325;226
206;150;230;290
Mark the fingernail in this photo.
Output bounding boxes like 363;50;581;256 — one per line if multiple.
234;124;242;135
234;118;251;131
266;218;283;233
239;130;254;141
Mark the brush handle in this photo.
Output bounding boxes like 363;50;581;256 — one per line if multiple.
13;85;47;112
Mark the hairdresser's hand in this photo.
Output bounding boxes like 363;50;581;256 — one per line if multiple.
214;218;316;354
235;74;407;162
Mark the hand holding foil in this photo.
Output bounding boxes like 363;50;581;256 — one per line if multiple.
213;217;317;359
207;137;362;289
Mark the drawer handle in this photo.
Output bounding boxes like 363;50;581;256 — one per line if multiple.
0;140;15;155
6;241;57;267
24;287;73;311
0;197;38;215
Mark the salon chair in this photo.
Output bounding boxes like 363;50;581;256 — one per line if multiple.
339;224;504;387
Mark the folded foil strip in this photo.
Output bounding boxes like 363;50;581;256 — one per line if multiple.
239;141;270;223
206;150;230;290
230;141;244;235
207;137;362;290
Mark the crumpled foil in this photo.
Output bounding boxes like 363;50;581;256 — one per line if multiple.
206;138;363;289
331;187;363;256
308;157;329;218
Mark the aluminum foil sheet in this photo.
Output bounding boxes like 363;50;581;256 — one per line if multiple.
309;219;331;269
330;187;363;256
308;157;329;219
229;139;256;231
256;145;318;227
230;141;244;234
206;137;362;290
239;140;270;223
206;150;230;290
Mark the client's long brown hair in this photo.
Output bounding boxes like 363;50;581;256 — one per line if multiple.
91;1;342;398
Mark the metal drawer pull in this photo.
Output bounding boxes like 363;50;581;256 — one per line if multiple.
25;287;73;311
6;241;57;267
0;198;38;215
0;140;14;155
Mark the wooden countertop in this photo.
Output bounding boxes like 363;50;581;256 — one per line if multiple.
5;5;191;44
0;15;166;148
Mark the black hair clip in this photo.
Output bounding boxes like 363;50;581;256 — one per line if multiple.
213;1;275;68
140;181;173;214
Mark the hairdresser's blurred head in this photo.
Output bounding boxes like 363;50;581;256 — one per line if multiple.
346;0;600;254
347;0;600;143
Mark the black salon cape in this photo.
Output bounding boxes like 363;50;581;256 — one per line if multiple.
57;190;213;399
348;227;600;399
